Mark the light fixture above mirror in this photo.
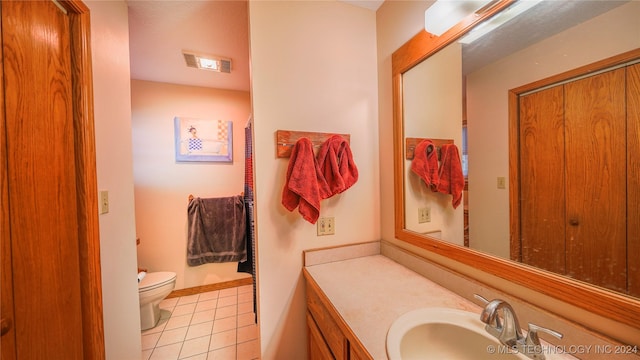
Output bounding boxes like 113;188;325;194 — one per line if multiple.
424;0;495;36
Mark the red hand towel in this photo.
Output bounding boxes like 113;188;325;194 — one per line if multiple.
410;139;439;191
316;135;359;199
436;144;465;209
281;138;329;224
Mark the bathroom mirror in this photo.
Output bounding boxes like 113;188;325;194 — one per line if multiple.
393;0;640;331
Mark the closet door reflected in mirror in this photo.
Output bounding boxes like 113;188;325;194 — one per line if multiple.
515;66;639;296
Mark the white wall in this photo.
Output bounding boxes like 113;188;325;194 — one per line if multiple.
88;1;142;359
131;80;252;289
376;0;432;244
248;1;379;358
467;1;640;256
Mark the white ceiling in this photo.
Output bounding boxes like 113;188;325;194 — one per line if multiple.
127;0;627;92
127;0;251;92
127;0;382;93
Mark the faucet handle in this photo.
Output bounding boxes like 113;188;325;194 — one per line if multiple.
526;323;563;346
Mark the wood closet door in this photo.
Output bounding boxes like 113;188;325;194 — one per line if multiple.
1;1;84;358
627;63;640;297
564;68;627;293
518;85;566;273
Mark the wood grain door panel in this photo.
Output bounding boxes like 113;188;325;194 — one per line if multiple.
519;85;566;273
2;1;84;358
627;63;640;297
564;68;627;293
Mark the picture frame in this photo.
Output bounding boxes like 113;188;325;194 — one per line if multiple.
174;117;233;162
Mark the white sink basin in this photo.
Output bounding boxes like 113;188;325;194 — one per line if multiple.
386;308;529;360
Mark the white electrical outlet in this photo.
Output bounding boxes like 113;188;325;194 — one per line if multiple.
317;217;335;236
418;207;431;223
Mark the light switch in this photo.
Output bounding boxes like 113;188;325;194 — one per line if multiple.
99;190;109;214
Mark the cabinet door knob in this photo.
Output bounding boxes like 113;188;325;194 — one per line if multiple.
1;318;12;336
569;218;580;226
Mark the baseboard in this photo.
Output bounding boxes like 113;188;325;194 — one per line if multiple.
166;277;253;299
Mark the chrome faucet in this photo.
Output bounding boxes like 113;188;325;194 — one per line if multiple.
474;294;563;360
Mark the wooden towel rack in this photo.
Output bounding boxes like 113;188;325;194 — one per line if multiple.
405;137;454;160
276;129;350;158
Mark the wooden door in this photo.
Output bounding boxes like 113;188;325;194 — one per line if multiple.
518;85;566;273
564;68;627;293
1;1;104;358
518;67;628;294
627;63;640;297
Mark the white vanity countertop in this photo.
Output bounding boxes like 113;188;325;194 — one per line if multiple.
305;253;577;360
305;254;483;359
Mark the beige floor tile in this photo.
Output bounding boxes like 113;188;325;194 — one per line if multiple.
218;288;237;298
195;299;217;312
141;349;153;360
216;295;237;308
142;285;258;360
214;305;237;320
238;292;253;304
206;345;236;360
190;309;216;325
237;301;253;315
172;303;197;317
237;324;258;343
149;342;182;360
236;339;260;360
212;316;236;334
156;327;188;347
185;321;213;340
179;335;210;359
237;312;256;328
209;329;236;351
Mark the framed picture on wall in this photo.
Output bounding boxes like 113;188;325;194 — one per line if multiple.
174;117;233;162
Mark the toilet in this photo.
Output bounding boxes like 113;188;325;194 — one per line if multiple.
138;271;177;330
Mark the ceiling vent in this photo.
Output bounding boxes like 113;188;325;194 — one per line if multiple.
182;51;231;73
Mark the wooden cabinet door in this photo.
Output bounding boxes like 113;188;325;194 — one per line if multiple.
519;85;566;273
564;68;627;293
307;312;336;360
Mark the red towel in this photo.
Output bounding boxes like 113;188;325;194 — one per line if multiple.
281;138;329;224
316;135;359;199
410;139;439;191
436;144;464;209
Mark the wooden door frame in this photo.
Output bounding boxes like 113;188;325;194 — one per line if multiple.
66;1;106;358
0;1;105;358
509;48;640;262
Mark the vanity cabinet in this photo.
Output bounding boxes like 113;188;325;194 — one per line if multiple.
304;269;372;360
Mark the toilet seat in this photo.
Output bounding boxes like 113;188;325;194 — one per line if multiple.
139;271;176;292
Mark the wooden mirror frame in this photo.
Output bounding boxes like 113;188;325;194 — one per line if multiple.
392;0;640;331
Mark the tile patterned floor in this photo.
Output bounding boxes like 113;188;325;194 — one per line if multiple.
141;284;259;360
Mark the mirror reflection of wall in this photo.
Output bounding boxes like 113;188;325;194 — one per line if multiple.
402;1;640;296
